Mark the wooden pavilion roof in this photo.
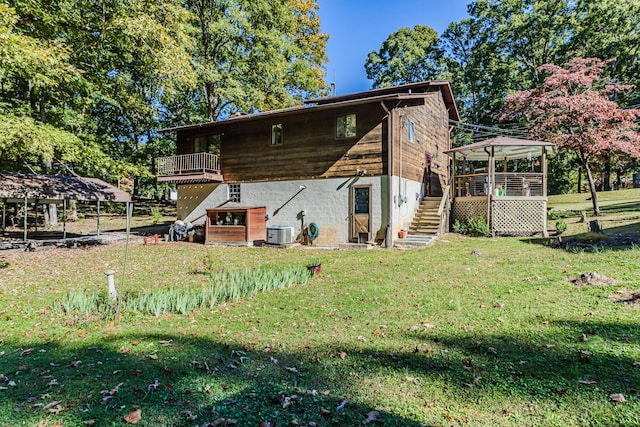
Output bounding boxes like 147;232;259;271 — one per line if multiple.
444;137;555;161
0;171;131;203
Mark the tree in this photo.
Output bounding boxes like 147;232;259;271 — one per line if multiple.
501;58;640;215
365;25;444;89
186;0;327;121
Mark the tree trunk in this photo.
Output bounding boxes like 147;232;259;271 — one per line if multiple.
577;168;582;193
48;203;58;227
603;158;611;191
68;200;79;221
583;160;600;216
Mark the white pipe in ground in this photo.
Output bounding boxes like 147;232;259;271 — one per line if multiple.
105;269;117;300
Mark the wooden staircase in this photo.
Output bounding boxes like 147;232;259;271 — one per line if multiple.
396;197;447;248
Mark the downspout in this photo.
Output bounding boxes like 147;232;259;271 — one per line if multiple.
380;101;393;248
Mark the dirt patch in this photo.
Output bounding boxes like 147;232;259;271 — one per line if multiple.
608;288;640;306
551;233;640;251
568;272;617;286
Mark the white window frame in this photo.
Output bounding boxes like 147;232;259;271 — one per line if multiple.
228;183;241;202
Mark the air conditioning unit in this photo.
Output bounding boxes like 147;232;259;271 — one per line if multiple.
267;226;294;245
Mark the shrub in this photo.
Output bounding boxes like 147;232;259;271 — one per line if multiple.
467;216;491;237
555;218;567;234
151;206;162;224
452;219;468;234
453;217;490;237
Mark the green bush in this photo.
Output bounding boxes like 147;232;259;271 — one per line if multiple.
453;217;490;237
555;218;567;234
151;206;162;224
452;219;468;234
467;216;491;237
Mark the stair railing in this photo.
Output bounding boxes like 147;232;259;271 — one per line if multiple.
437;184;451;235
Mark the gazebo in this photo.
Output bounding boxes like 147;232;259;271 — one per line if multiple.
0;171;131;241
444;137;556;237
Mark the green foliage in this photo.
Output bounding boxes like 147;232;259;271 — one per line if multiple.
453;217;491;237
150;206;162;225
365;25;444;88
452;219;468;234
555;218;567;234
56;264;312;317
188;0;327;121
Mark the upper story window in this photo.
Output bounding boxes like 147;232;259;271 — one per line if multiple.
194;134;221;154
271;124;283;145
336;114;356;139
406;119;415;142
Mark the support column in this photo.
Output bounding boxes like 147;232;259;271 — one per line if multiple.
63;199;67;240
97;200;101;237
23;197;28;242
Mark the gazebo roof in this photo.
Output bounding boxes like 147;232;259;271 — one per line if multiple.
0;171;131;203
444;137;555;161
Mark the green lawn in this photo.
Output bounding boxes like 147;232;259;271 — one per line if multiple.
1;191;639;426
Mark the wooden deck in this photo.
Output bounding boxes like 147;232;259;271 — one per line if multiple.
156;153;223;183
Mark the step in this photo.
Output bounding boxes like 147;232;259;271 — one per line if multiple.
395;234;436;248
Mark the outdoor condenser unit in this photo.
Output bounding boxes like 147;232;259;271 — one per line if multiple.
266;226;294;245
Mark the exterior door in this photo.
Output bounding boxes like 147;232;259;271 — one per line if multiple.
424;152;432;197
351;185;371;242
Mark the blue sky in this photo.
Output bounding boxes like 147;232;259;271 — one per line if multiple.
317;0;471;95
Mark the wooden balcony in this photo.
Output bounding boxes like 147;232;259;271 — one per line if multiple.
156;153;223;184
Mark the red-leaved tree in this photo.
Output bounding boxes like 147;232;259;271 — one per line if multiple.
501;57;640;216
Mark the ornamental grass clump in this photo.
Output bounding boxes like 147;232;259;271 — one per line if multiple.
56;264;311;317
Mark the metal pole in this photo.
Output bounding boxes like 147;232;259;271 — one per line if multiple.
97;200;101;237
23;197;27;242
63;199;67;240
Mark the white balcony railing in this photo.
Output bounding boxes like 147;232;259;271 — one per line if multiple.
157;152;220;177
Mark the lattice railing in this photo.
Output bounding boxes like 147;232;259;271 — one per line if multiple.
452;197;488;224
491;197;546;235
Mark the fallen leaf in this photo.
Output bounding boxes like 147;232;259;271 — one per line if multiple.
83;420;95;425
160;340;172;347
42;400;62;411
338;352;347;359
578;380;596;385
486;347;498;355
610;393;626;403
147;354;158;360
320;406;331;415
124;409;142;424
21;348;35;356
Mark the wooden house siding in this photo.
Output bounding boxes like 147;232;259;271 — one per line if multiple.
177;103;386;183
393;93;450;196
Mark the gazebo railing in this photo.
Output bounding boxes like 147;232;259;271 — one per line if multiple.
454;172;544;197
